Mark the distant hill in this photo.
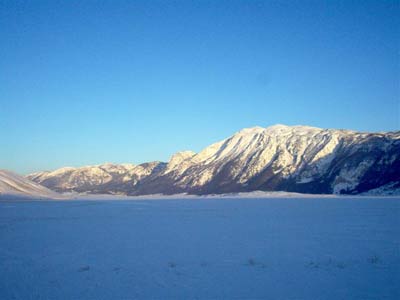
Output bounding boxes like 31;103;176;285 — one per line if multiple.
0;169;60;199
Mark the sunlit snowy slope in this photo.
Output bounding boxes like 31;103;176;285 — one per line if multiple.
28;124;400;195
0;170;60;199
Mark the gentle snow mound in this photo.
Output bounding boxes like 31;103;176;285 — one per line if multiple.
0;169;61;199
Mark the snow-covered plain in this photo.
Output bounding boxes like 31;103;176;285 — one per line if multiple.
0;197;399;299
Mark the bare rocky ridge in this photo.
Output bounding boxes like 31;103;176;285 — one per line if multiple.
27;124;400;195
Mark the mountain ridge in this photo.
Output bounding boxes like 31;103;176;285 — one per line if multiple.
26;124;400;196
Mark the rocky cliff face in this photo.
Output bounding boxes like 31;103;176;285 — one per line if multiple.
27;125;400;195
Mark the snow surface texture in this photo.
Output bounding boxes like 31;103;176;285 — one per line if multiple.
0;170;60;199
72;190;336;200
0;197;399;299
28;124;400;196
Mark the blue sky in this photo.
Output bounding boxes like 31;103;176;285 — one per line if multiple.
1;0;399;174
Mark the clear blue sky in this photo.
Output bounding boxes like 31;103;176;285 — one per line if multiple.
1;0;399;174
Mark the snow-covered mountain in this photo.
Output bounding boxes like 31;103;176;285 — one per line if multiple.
27;162;166;194
27;124;400;195
0;170;60;198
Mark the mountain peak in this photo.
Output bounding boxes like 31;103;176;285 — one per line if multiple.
266;124;321;131
236;126;266;136
25;125;400;196
266;124;290;129
166;151;196;172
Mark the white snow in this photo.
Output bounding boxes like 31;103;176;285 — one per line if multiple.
67;190;335;200
0;170;61;199
0;196;399;299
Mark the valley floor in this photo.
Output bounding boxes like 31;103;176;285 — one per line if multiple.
0;197;399;299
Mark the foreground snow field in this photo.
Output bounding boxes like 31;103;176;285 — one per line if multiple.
0;197;399;299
